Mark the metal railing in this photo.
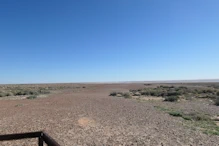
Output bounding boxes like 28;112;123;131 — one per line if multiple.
0;131;60;146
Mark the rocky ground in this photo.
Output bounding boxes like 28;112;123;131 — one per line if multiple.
0;83;218;146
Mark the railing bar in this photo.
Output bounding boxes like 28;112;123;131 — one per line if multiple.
42;132;60;146
0;131;60;146
0;131;42;141
38;136;44;146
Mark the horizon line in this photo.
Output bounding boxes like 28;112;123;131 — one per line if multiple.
1;79;219;85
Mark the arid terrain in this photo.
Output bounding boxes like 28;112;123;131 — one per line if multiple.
0;83;219;146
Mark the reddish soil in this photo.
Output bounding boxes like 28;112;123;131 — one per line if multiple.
0;83;218;146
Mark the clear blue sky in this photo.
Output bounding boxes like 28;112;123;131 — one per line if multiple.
0;0;219;84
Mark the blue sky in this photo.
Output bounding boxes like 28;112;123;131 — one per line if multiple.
0;0;219;83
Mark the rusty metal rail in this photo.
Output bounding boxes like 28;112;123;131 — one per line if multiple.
0;131;60;146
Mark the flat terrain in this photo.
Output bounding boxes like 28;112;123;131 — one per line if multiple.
0;83;219;146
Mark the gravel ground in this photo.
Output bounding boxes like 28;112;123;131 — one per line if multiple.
0;83;219;146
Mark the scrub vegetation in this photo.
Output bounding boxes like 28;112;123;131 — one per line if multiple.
110;84;219;105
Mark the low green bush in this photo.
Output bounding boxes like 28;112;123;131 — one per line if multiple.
178;86;188;89
0;93;5;97
140;91;150;96
203;89;214;94
29;91;39;95
182;115;192;120
14;90;25;95
164;96;179;102
109;92;131;98
156;105;219;135
38;89;50;94
196;94;217;99
166;91;181;96
5;92;13;96
192;114;210;121
169;111;182;117
26;95;37;99
130;85;219;102
182;113;210;121
215;97;219;106
123;93;131;99
109;92;118;96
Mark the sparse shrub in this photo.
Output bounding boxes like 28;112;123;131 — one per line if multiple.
213;85;219;89
166;91;181;96
23;90;31;95
205;94;216;99
109;92;117;96
150;90;164;96
26;95;37;99
109;91;123;96
182;115;192;120
169;111;182;117
164;96;179;102
215;97;219;106
15;104;23;107
185;96;192;100
195;89;203;94
48;87;53;90
196;94;216;99
29;91;38;95
184;113;210;121
178;86;188;89
193;114;210;121
129;85;219;101
141;91;150;96
149;91;157;96
129;89;137;92
144;84;151;86
206;89;214;93
0;93;5;97
5;92;12;96
156;105;219;136
39;89;50;94
133;92;141;96
160;85;171;89
14;90;25;96
160;91;167;96
109;92;131;98
123;93;131;99
168;110;210;121
202;89;214;94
